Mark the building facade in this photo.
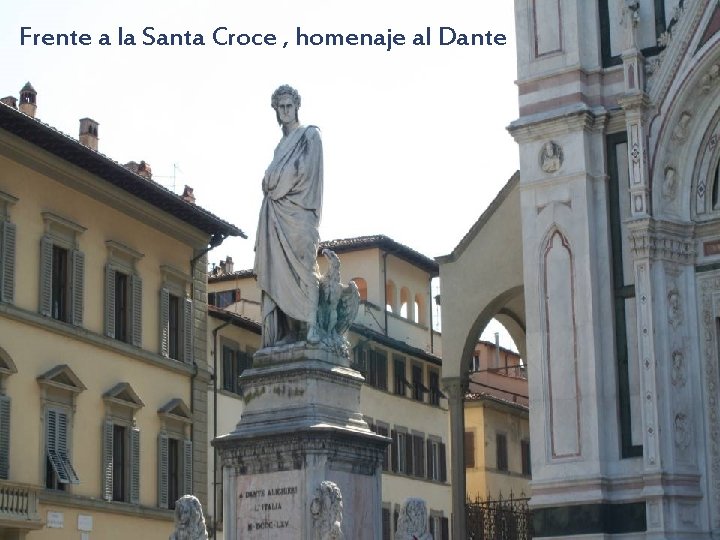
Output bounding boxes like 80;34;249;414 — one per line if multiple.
0;85;243;539
206;236;451;539
465;340;529;500
442;1;720;538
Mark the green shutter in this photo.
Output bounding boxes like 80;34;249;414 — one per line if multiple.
439;442;447;482
0;395;10;479
131;274;143;347
102;419;114;500
159;289;170;357
39;237;53;316
183;298;193;364
57;410;80;484
129;426;140;504
0;222;17;303
71;249;85;326
426;439;433;480
46;408;70;483
105;266;116;338
182;439;193;495
158;432;169;508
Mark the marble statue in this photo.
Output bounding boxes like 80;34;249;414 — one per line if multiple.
395;498;433;540
310;480;344;539
169;495;209;540
254;84;323;348
316;249;361;356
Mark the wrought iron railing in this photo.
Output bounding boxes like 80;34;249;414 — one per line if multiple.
466;492;532;540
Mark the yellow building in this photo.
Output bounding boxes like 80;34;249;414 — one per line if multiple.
464;340;530;500
0;84;243;539
206;236;451;540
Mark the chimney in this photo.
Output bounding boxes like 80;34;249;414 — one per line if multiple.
19;82;37;118
224;256;234;274
182;185;196;204
494;332;500;369
0;96;17;109
79;118;99;151
124;161;153;179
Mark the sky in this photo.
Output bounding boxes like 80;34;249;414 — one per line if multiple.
2;0;521;348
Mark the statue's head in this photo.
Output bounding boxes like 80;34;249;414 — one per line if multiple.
271;84;301;125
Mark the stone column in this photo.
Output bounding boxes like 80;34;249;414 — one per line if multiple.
443;376;466;540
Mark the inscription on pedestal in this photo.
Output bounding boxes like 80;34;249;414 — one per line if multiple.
236;470;303;538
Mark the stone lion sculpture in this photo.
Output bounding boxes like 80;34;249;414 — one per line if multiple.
395;497;433;540
310;480;344;540
169;495;208;540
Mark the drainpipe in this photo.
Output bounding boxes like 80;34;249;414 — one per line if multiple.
211;320;231;537
383;252;389;336
428;276;434;354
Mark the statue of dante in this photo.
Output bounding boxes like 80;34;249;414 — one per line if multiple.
254;85;323;347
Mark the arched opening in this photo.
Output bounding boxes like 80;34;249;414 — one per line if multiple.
414;293;427;326
352;277;368;302
400;287;411;320
385;280;397;313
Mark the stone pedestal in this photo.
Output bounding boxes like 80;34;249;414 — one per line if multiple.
214;344;388;539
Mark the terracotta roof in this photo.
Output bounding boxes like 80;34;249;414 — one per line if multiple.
320;235;438;275
208;305;261;334
208;268;256;283
437;171;519;264
465;391;529;412
0;101;245;239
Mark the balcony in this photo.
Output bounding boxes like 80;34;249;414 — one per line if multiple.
0;480;43;530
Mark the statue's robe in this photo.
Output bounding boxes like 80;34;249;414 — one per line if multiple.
254;125;323;346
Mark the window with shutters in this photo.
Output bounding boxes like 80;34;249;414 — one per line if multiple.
39;212;86;326
102;382;143;503
521;439;531;476
222;342;253;395
465;431;476;468
411;363;424;402
159;265;193;363
381;504;391;540
157;399;193;509
353;345;388;391
411;431;425;478
391;428;409;474
0;190;18;305
0;347;17;480
393;355;406;396
429;511;448;540
105;241;144;346
428;369;442;406
496;432;508;472
37;365;85;491
376;422;390;472
426;436;446;482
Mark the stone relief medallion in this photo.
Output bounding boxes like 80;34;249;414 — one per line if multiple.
667;286;683;328
671;350;687;387
539;141;563;173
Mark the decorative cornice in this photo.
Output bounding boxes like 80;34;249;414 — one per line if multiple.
627;218;695;263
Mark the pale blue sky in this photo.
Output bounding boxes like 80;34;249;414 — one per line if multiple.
2;0;520;349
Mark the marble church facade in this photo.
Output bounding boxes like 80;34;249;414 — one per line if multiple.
442;1;720;538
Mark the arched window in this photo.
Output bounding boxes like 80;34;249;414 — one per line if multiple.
352;277;368;302
386;280;397;313
414;293;427;326
400;287;411;320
